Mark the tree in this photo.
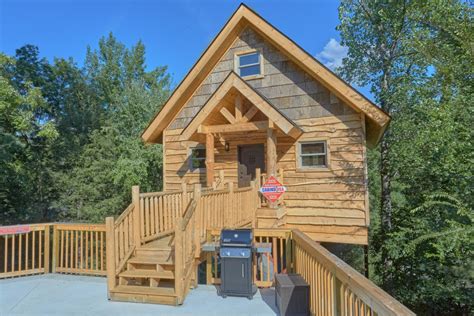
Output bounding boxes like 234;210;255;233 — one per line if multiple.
338;0;424;288
338;0;473;313
56;35;171;222
0;53;58;224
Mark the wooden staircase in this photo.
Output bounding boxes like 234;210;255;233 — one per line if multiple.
106;184;259;306
109;234;180;305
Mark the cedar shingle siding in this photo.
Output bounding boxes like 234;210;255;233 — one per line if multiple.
169;27;356;130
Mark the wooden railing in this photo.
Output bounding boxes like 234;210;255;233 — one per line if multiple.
0;224;51;278
111;203;135;277
52;223;106;276
174;197;200;304
139;189;191;243
106;200;137;293
292;230;415;316
0;222;106;279
205;228;414;315
205;228;292;287
197;182;259;241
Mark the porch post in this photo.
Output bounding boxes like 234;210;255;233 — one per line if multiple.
205;133;215;187
266;124;277;208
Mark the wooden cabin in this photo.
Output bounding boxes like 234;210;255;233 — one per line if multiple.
142;4;390;246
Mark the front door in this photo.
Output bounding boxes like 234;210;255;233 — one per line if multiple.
238;144;265;188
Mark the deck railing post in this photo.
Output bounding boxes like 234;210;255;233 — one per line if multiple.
219;170;225;188
206;230;213;285
228;182;234;225
44;225;50;274
132;185;140;246
105;217;116;298
250;180;258;227
181;182;188;213
255;168;262;208
193;183;202;255
52;225;58;273
174;219;184;304
278;168;284;206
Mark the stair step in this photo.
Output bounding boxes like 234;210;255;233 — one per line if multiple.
135;248;173;260
119;269;174;279
112;284;176;296
128;256;174;266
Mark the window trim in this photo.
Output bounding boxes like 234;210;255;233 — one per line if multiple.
234;49;264;80
188;145;206;172
296;140;330;170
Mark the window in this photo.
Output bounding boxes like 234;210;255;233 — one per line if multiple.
236;51;262;78
189;147;206;170
298;141;328;168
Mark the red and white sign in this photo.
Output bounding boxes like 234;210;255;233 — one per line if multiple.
259;176;287;203
0;225;30;236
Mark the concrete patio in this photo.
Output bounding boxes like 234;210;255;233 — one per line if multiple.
0;274;278;315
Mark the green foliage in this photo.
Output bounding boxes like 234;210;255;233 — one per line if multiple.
387;194;473;313
0;53;58;223
338;0;473;313
57;81;169;222
56;34;171;222
0;34;170;224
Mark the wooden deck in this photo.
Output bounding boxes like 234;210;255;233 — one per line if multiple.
0;274;277;315
0;185;415;315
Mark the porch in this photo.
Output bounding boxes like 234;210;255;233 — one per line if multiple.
0;274;277;315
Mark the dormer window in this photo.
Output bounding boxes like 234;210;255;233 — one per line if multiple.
235;50;263;79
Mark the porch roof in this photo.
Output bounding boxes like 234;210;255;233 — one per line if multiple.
180;71;303;141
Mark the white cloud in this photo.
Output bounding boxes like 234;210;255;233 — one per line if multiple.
316;38;348;70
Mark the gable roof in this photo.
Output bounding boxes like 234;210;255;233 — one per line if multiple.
181;71;303;141
142;3;390;147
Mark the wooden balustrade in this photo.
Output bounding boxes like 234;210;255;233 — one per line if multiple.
174;198;199;304
197;182;259;241
205;228;291;287
205;228;414;315
112;203;135;275
138;188;191;243
292;230;415;316
0;224;51;278
52;223;106;276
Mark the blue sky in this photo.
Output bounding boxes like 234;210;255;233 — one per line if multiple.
1;0;360;95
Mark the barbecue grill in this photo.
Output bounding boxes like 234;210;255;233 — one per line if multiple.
219;228;257;299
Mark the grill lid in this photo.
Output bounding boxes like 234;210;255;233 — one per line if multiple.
220;229;253;246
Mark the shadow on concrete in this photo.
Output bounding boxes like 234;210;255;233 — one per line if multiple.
260;288;280;315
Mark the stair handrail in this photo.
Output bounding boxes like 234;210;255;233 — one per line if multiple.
291;229;415;315
174;191;200;305
105;200;137;296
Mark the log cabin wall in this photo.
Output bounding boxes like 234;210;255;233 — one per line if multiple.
163;26;369;245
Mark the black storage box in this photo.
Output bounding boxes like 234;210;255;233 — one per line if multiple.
275;273;310;316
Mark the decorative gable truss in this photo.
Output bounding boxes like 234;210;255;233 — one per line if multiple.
180;72;303;141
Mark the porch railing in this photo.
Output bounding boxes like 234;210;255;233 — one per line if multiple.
174;198;199;304
139;188;192;243
0;223;106;279
205;228;415;316
206;228;292;287
52;223;106;276
0;224;51;278
292;230;415;316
